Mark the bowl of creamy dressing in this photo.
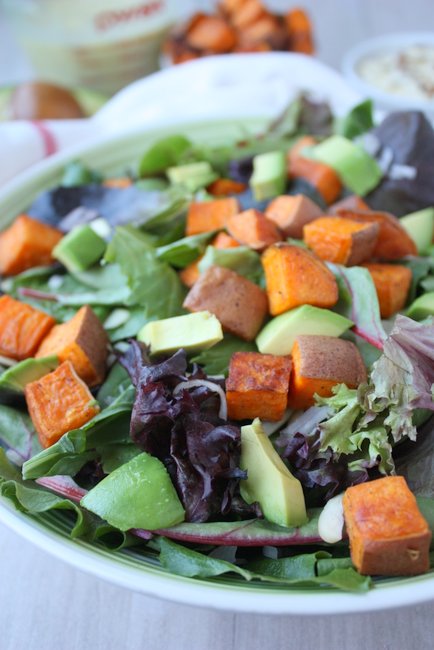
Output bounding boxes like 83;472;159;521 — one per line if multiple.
342;32;434;118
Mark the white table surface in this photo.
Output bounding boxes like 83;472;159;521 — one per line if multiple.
1;1;434;648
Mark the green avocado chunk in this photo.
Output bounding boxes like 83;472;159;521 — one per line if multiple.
256;305;353;355
166;161;217;192
250;151;286;201
406;292;434;321
138;310;223;356
310;135;382;196
81;452;185;531
400;207;434;255
0;356;58;393
240;419;308;528
53;224;107;272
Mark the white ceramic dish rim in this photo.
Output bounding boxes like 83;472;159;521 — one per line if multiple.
1;117;434;615
342;31;434;112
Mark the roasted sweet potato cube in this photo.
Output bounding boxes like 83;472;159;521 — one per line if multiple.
226;351;292;421
362;263;412;318
183;266;268;341
285;8;314;54
230;0;267;29
288;335;367;409
0;295;55;361
343;476;431;576
226;208;282;251
207;178;247;196
179;259;202;288
336;209;418;260
262;243;338;316
102;177;132;188
0;214;63;276
35;305;108;386
328;194;370;214
303;216;379;266
186;198;240;236
25;360;100;448
287;137;342;205
265;194;322;238
186;15;237;53
212;231;241;249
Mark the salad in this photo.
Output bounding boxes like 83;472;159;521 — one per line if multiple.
1;96;434;594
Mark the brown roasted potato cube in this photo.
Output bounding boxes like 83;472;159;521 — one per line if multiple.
343;476;432;576
288;335;367;409
226;351;292;421
265;194;322;238
183;266;268;341
0;295;55;361
25;360;100;448
35;305;109;386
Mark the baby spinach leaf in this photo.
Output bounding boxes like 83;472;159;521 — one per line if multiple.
156;232;215;268
139;135;193;176
198;246;263;284
334;100;374;140
0;405;42;464
191;335;256;377
105;226;186;318
61;160;103;187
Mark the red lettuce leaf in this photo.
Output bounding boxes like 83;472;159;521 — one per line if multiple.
120;341;247;523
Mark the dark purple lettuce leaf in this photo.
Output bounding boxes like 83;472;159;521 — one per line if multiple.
276;406;368;503
366;111;434;216
120;341;247;523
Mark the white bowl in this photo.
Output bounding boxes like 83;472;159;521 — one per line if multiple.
342;32;434;118
1;54;433;615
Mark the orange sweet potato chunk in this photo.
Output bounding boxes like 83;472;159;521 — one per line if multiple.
102;177;132;188
0;215;63;276
287;335;366;409
35;305;108;386
265;194;322;238
183;265;268;341
287;137;342;205
186;15;237;53
226;351;292;421
336;209;418;260
226;208;282;251
362;263;412;319
186;198;240;236
207;178;247;196
285;8;314;54
212;232;240;249
179;259;202;288
0;295;55;361
25;360;100;448
303;216;379;266
343;476;431;576
328;194;370;214
262;243;338;316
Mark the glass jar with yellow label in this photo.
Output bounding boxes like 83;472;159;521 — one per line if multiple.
2;0;179;94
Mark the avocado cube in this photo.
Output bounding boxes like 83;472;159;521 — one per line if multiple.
250;151;287;201
400;208;434;255
138;311;223;356
256;305;353;356
53;224;106;272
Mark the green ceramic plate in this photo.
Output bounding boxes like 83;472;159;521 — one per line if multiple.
1;118;434;614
